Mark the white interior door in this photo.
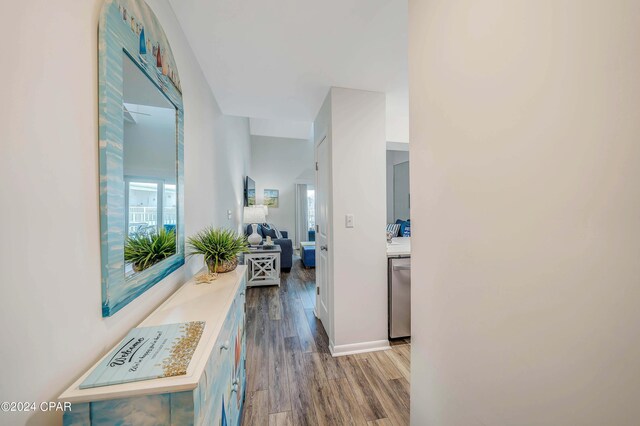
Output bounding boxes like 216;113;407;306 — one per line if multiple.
315;137;331;337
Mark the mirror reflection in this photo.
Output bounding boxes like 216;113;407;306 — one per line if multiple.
122;53;177;277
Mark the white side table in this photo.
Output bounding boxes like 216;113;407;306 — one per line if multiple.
244;245;281;287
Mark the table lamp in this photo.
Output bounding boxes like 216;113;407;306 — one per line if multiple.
244;206;267;246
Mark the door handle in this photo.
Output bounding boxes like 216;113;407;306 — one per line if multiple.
320;245;328;251
393;265;411;271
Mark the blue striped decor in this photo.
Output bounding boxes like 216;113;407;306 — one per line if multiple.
99;0;185;317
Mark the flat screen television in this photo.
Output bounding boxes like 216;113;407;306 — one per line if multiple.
244;176;256;206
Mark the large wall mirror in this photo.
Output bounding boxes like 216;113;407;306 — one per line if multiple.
123;54;178;277
99;0;184;316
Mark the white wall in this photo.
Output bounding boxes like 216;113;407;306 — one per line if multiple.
386;108;410;144
410;1;640;425
207;113;252;236
0;1;250;424
315;87;388;353
250;135;314;243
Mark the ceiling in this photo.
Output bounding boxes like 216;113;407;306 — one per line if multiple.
168;0;409;142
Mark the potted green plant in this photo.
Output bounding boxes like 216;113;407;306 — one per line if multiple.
187;227;249;274
124;228;176;272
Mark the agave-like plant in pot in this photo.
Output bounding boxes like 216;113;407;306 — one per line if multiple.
187;227;249;274
124;228;176;272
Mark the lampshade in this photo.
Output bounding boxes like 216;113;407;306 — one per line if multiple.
243;206;266;224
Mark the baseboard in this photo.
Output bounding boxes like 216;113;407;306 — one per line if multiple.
329;339;391;357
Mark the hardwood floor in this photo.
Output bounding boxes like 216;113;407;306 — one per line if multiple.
242;258;410;426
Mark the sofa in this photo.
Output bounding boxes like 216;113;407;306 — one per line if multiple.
244;224;293;272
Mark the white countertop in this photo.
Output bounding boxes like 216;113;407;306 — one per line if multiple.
387;237;411;257
59;266;247;403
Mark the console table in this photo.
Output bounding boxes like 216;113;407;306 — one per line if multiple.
59;267;247;426
245;245;281;287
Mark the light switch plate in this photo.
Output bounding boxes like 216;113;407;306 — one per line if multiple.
345;214;354;228
227;210;232;220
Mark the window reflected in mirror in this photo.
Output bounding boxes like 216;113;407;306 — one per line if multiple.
122;52;177;277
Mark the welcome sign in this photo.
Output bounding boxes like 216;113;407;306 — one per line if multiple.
80;321;205;389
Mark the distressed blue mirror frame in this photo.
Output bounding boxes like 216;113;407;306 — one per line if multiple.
99;0;184;317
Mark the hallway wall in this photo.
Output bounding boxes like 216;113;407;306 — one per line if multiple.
409;1;640;424
314;87;388;354
0;1;250;424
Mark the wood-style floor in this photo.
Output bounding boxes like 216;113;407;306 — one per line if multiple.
241;258;410;426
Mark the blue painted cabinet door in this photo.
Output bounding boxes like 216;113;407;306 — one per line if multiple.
207;283;246;425
227;287;247;425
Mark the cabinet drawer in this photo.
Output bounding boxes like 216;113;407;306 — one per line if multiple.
197;280;245;425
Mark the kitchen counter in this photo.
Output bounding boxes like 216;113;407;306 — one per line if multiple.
387;237;411;257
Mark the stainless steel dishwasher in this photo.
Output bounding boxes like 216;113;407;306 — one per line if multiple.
389;256;411;338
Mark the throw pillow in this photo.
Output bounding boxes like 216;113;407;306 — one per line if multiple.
386;223;400;237
261;224;276;239
268;223;284;239
397;219;410;236
262;223;284;239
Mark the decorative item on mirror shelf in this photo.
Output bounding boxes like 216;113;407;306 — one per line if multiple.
187;227;249;282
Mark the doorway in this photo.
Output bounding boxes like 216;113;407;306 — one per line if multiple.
294;184;316;247
315;136;331;337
